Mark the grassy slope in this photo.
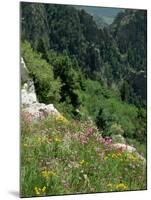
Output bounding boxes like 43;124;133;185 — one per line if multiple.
20;113;146;197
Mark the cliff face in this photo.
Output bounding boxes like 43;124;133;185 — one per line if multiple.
21;58;60;121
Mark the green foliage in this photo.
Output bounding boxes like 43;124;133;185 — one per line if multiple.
126;138;147;158
47;50;85;116
21;41;61;104
96;98;146;142
111;134;126;144
21;3;147;108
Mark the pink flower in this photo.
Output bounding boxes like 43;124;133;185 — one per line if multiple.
87;128;93;136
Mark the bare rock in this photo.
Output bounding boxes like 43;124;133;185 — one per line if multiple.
111;143;146;163
21;57;61;121
111;143;136;153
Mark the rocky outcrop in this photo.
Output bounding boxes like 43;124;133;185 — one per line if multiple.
21;57;30;83
21;57;60;121
111;143;146;162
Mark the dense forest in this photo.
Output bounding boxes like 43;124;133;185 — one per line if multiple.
20;2;147;197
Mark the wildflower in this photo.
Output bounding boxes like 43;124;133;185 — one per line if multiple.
42;186;46;192
80;135;88;144
112;154;117;159
41;170;49;178
128;154;138;161
55;137;61;143
87;128;93;136
34;186;46;196
55;115;68;124
104;156;108;160
116;183;128;191
41;170;57;178
34;187;40;195
79;159;85;165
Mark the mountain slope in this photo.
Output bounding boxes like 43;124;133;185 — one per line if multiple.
110;9;147;106
21;2;147;107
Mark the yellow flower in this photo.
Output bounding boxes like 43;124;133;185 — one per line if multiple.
41;170;57;178
104;156;108;160
42;186;46;192
34;186;46;195
41;170;49;178
55;137;61;143
129;154;137;161
79;159;85;165
34;187;40;195
112;154;117;158
116;183;128;191
55;115;69;124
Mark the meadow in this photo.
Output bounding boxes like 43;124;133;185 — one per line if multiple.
20;112;146;197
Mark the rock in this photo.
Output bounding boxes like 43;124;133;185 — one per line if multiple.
111;143;136;153
21;57;61;121
22;103;60;121
21;57;30;83
21;79;38;106
111;143;146;163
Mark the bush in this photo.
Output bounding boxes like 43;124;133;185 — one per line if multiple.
96;98;146;141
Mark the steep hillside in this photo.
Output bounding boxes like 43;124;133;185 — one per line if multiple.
21;3;146;108
20;3;147;197
21;2;121;80
110;9;147;106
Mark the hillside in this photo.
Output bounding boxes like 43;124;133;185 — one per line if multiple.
21;3;146;108
110;9;147;106
20;2;147;197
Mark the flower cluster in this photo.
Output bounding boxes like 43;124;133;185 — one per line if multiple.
79;159;85;165
34;186;46;196
86;128;93;136
127;153;138;162
41;170;57;178
107;183;128;191
115;183;128;191
55;115;69;124
104;152;123;161
79;127;94;144
54;137;62;143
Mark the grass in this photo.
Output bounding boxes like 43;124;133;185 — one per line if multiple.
20;112;146;197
